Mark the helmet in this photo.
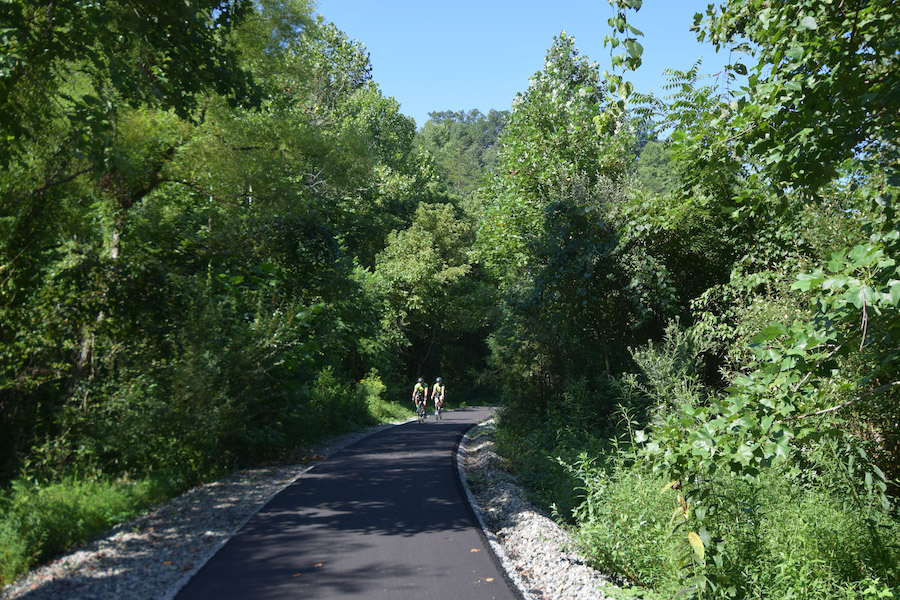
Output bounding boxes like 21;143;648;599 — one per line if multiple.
435;377;442;383
417;377;424;383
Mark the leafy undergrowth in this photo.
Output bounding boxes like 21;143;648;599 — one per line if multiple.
496;411;900;600
568;454;900;600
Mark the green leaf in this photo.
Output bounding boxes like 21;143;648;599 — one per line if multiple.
786;45;804;61
753;323;786;343
734;444;755;466
624;39;644;60
888;282;900;306
618;81;634;100
843;285;865;308
799;16;818;30
774;436;791;460
848;243;878;266
822;275;848;290
792;271;824;291
828;249;848;272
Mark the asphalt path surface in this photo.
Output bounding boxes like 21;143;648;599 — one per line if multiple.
176;406;522;600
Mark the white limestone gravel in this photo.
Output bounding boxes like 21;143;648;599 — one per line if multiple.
2;413;617;600
457;419;616;600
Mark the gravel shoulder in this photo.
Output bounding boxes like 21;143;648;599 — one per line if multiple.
2;412;618;600
457;419;616;600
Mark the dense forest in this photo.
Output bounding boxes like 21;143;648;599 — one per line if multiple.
1;0;898;598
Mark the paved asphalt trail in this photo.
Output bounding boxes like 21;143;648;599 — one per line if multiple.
175;407;522;600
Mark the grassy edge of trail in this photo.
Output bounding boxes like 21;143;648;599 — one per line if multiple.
0;392;414;589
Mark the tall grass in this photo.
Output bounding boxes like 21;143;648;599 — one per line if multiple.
0;472;185;587
566;454;900;599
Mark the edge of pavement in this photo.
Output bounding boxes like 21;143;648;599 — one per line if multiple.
164;407;520;600
455;415;530;600
161;416;415;600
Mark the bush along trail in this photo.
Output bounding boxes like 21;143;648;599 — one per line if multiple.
2;0;900;598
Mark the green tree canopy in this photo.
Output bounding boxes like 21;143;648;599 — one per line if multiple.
0;0;260;167
415;109;507;199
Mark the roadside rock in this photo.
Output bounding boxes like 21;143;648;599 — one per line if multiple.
458;420;615;600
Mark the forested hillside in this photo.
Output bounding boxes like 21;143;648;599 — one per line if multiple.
2;0;899;597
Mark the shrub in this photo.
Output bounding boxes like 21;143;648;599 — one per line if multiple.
495;384;610;520
357;370;410;422
498;324;900;599
567;454;682;590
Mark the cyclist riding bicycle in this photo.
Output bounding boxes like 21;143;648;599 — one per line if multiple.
431;377;445;411
411;377;428;411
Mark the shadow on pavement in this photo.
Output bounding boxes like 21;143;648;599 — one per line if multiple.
175;407;515;600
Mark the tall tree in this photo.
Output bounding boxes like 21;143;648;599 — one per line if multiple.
415;109;508;198
634;140;674;195
612;0;900;514
694;0;899;196
474;33;638;409
375;203;495;383
0;0;442;485
0;0;257;167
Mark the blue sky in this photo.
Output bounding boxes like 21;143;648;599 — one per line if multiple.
314;1;734;128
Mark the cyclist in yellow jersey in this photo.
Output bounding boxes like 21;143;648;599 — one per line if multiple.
411;377;428;410
431;377;445;411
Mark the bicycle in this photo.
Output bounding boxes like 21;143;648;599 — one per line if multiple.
416;400;427;423
434;399;443;420
414;392;426;423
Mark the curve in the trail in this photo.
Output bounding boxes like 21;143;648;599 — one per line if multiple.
175;406;522;600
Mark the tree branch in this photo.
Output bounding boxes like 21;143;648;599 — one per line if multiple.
785;381;900;421
792;343;843;392
28;167;92;197
712;125;755;147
